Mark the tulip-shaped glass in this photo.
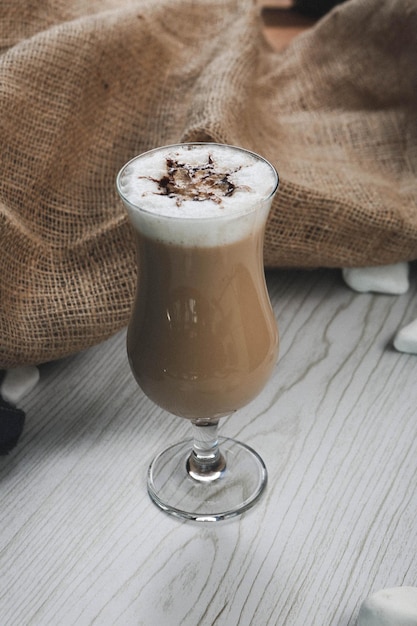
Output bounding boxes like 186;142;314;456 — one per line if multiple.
116;143;279;521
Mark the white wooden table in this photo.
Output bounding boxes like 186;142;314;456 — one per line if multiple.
1;265;416;625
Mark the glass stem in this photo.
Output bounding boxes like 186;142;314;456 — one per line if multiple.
186;420;227;482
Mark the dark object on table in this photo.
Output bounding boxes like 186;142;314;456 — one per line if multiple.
292;0;346;17
0;397;25;455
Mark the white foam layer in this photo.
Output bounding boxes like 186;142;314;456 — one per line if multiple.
117;144;278;246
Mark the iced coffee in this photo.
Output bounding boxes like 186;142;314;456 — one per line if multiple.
117;143;279;521
118;143;278;419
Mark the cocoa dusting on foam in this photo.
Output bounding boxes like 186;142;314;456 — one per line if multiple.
140;154;245;207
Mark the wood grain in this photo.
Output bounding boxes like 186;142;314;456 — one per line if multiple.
1;265;416;625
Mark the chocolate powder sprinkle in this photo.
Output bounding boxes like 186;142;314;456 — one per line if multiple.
142;154;244;206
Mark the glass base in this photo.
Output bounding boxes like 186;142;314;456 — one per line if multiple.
147;437;267;522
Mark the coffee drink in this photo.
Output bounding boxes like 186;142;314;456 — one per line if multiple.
117;143;278;419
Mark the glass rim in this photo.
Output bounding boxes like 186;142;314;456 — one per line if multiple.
116;142;279;221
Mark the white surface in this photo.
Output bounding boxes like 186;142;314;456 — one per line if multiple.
357;587;417;626
342;263;409;294
394;318;417;354
1;366;40;405
1;266;417;625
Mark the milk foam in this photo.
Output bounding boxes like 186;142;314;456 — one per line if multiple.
117;144;278;246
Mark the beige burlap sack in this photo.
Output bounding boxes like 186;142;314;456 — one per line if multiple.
1;0;416;368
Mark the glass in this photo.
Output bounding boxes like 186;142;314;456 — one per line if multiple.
116;143;279;521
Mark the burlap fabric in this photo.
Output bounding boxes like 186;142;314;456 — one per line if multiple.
1;0;416;368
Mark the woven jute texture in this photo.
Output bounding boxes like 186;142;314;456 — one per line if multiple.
1;0;416;367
